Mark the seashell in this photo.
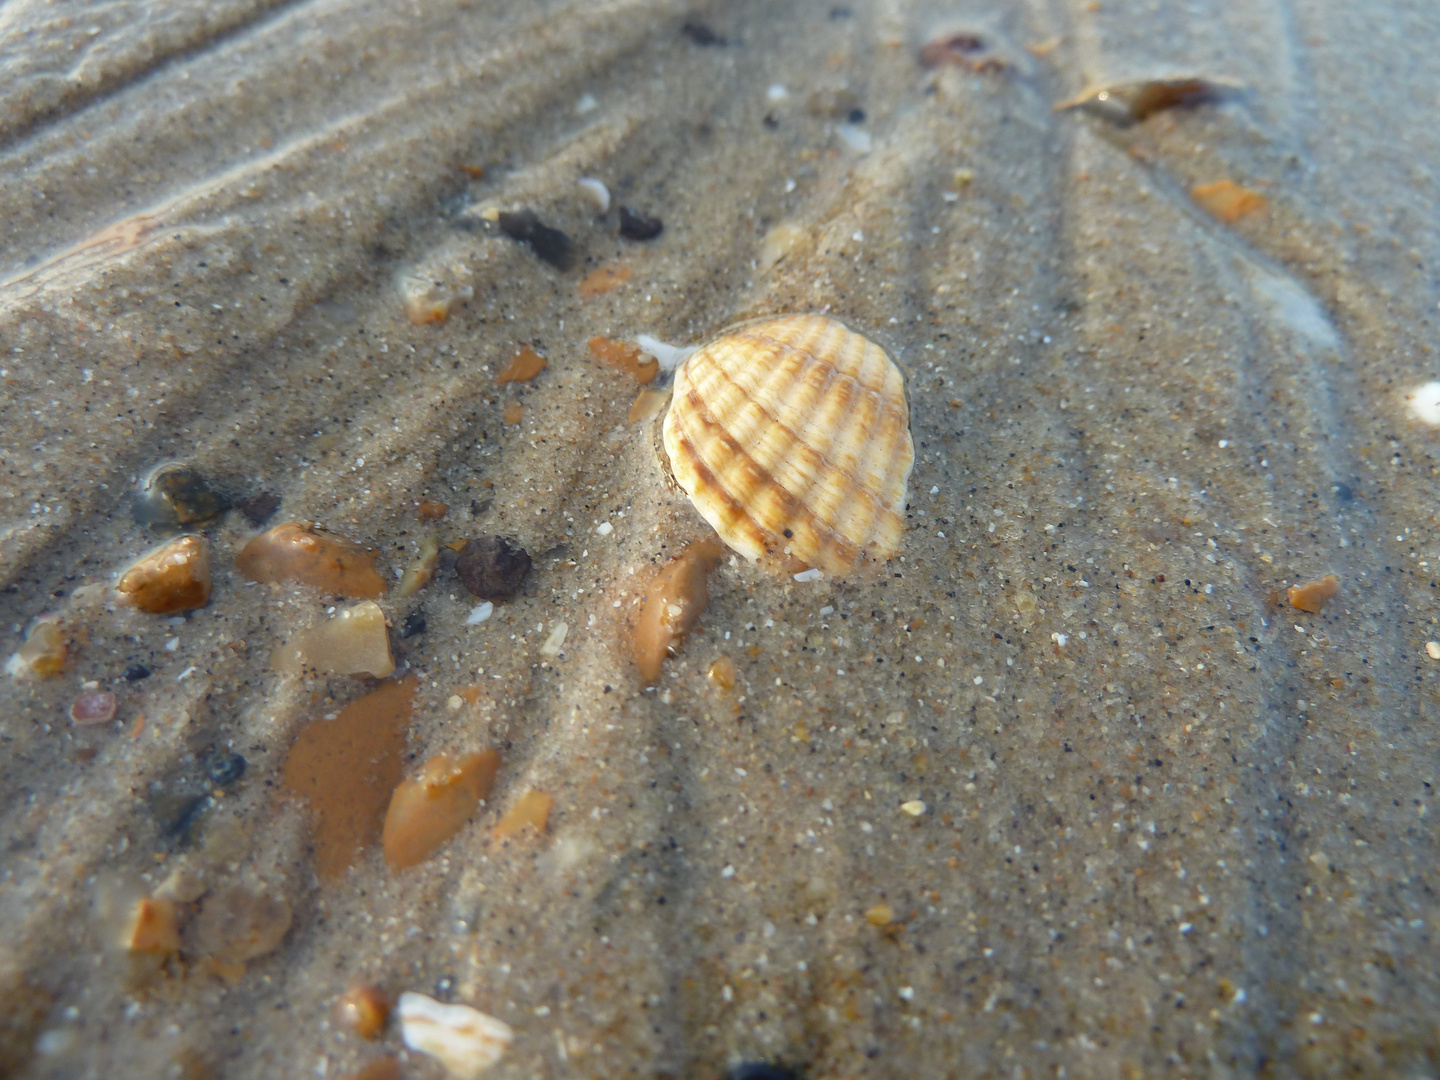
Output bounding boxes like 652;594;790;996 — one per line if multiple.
662;314;913;576
397;991;512;1079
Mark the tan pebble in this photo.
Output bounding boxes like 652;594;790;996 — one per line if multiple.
706;655;736;691
4;616;67;679
115;534;211;615
189;886;292;963
1287;574;1340;614
502;402;524;425
338;1058;402;1080
900;799;926;816
1426;641;1440;661
496;345;547;384
397;537;441;598
398;272;465;325
236;522;386;598
124;897;181;954
398;992;512;1080
281;677;415;880
492;789;553;846
632;541;723;685
70;690;117;726
587;336;658;384
663;314;914;576
578;263;632;298
383;751;501;870
864;902;894;927
338;983;392;1040
272;600;395;679
417;499;449;522
1191;179;1267;224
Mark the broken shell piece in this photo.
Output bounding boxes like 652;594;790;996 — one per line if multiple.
397;537;441;598
189;886;292;963
628;387;669;425
578;262;632;298
5;616;67;679
123;897;181;954
1287;574;1340;614
492;789;553;846
272;600;395;678
236;522;387;598
397;270;471;325
919;31;1005;73
116;534;212;615
382;751;501;870
576;177;610;213
633;541;722;685
398;992;512;1080
662;314;914;576
496;345;547;384
1056;76;1242;125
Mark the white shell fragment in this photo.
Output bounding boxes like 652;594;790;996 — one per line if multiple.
577;177;610;213
398;991;513;1080
538;621;568;657
466;601;494;626
1406;380;1440;426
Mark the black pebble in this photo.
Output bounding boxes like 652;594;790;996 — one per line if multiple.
619;206;664;241
205;749;247;787
455;536;532;600
1333;482;1354;502
133;464;229;531
497;209;576;271
730;1065;801;1080
400;610;427;639
681;20;726;46
235;491;282;527
847;107;866;124
123;664;151;682
829;6;852;18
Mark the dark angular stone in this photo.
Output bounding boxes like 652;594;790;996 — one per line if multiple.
730;1065;801;1080
400;610;427;638
618;206;664;241
235;491;282;527
455;536;531;600
205;750;247;787
497;209;576;271
133;463;229;531
681;21;726;46
123;663;152;681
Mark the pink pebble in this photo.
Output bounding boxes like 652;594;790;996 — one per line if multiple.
70;691;118;726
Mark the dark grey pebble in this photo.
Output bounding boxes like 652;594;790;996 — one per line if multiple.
400;610;427;638
235;491;282;526
133;463;229;531
205;749;247;787
123;664;151;681
497;209;576;271
730;1065;801;1080
455;536;531;600
618;206;664;241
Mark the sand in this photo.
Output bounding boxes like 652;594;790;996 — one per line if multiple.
2;0;1439;1076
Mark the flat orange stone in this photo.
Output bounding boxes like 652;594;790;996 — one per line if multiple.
627;387;669;424
417;499;448;522
632;541;723;685
1287;574;1340;614
587;336;658;384
1191;179;1267;224
116;534;211;615
236;522;386;598
281;677;416;880
502;402;524;425
496;345;547;384
382;750;501;870
578;262;632;298
492;789;553;846
125;898;181;953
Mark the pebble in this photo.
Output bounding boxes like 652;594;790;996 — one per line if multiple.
793;568;822;583
455;536;531;600
1427;641;1440;661
680;20;726;46
400;610;427;639
496;209;576;271
618;206;664;241
4;617;67;679
864;902;894;926
234;491;282;527
502;401;523;425
280;677;416;879
578;262;632;298
492;788;553;846
272;599;396;679
338;984;392;1041
397;537;441;598
116;534;212;615
236;522;387;599
189;886;293;963
706;656;736;690
1287;574;1340;614
417;499;449;522
339;1058;402;1080
132;462;229;531
577;176;610;212
70;691;118;726
633;541;722;685
382;750;501;870
538;622;568;657
397;992;513;1080
729;1064;801;1080
496;345;547;384
123;897;181;954
205;749;247;787
1191;179;1267;224
900;799;927;817
466;602;494;626
123;663;151;681
587;336;658;383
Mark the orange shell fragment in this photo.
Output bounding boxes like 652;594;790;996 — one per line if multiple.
496;345;547;384
1287;574;1340;614
492;789;553;846
1191;179;1267;224
382;751;501;870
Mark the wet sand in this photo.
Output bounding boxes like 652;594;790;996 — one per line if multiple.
2;0;1439;1076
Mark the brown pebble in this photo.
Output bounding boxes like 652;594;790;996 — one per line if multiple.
236;522;386;599
116;534;211;615
457;163;486;179
124;898;181;954
587;336;658;384
271;600;396;679
70;691;118;726
632;541;723;685
340;1058;402;1080
919;31;987;67
281;677;416;880
578;263;632;298
383;750;501;870
864;901;894;927
417;499;448;522
234;492;282;527
502;402;524;425
706;656;736;691
1191;179;1267;223
1287;574;1340;614
492;789;553;846
628;387;669;424
189;886;292;963
496;345;547;384
338;984;392;1040
617;206;663;241
454;536;531;600
6;617;67;679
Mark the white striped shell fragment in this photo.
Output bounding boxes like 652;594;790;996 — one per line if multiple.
662;314;913;576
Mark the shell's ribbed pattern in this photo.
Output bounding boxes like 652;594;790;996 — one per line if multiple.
662;314;914;575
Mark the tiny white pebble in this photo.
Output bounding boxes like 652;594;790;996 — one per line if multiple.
164;637;179;651
447;695;463;711
973;675;983;685
576;177;610;213
930;486;939;495
721;865;736;878
793;568;822;582
819;605;834;616
900;800;926;816
1427;641;1440;660
466;602;494;626
1406;381;1440;425
898;986;915;1001
596;521;613;536
1218;439;1229;448
767;83;788;101
176;666;196;681
1051;632;1068;647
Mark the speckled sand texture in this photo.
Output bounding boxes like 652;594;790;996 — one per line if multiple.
3;1;1439;1077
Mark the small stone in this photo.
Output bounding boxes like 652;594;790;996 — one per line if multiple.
123;663;151;681
189;886;292;963
400;610;427;639
1427;641;1440;661
864;902;894;926
1191;179;1267;224
680;20;726;46
234;492;282;527
632;541;722;685
397;537;441;598
627;387;669;424
124;897;181;954
900;799;926;817
132;463;229;531
338;984;392;1040
502;401;523;425
618;206;663;241
383;751;501;870
465;602;494;626
587;337;658;383
706;656;736;691
578;263;632;298
5;617;67;679
70;691;118;726
496;209;576;271
537;622;568;657
397;271;468;325
454;536;531;600
339;1058;402;1080
272;600;396;679
729;1066;801;1080
1287;574;1340;614
496;345;547;384
417;499;449;522
204;749;247;787
236;522;387;599
398;992;512;1080
116;534;211;615
492;789;552;846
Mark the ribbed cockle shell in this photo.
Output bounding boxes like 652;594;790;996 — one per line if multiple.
662;314;913;576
